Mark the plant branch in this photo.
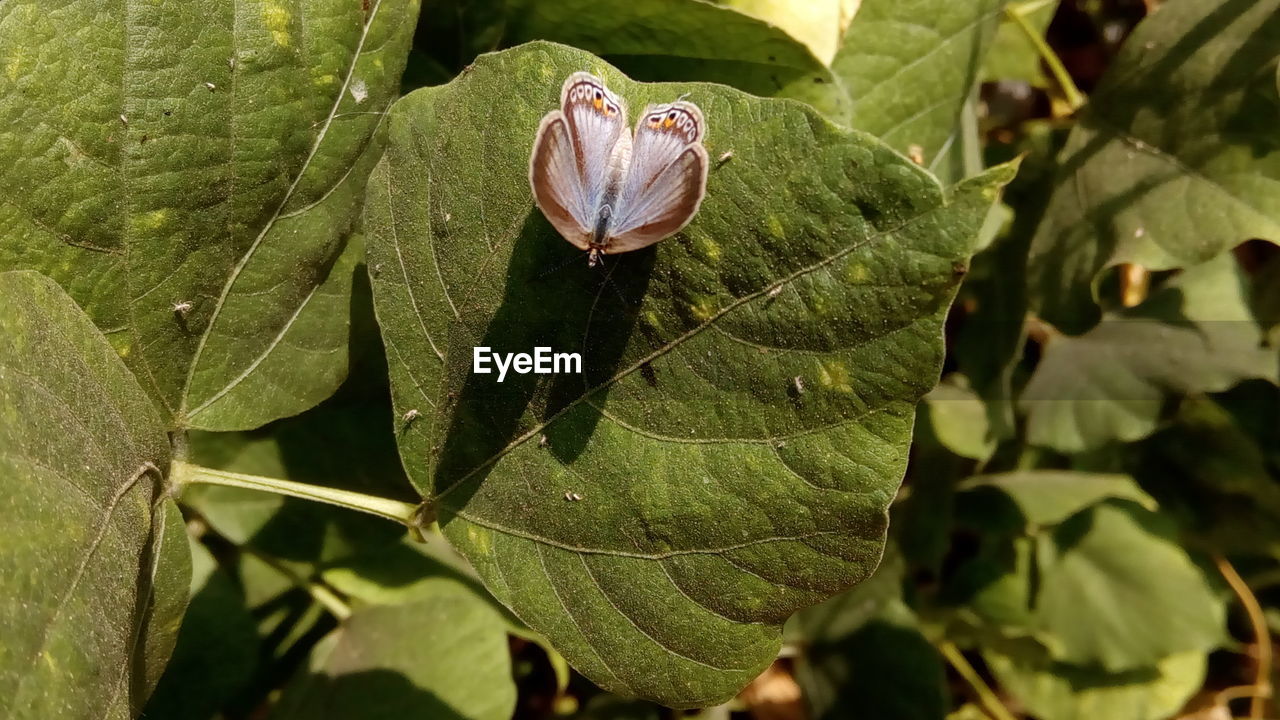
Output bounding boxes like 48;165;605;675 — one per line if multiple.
938;641;1018;720
1005;3;1086;112
1215;555;1273;719
246;547;353;621
172;460;423;529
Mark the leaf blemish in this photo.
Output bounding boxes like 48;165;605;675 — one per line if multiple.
262;5;292;47
818;360;852;393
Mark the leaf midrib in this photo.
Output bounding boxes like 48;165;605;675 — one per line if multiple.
178;0;386;423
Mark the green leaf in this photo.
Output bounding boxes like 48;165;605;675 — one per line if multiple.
959;471;1156;528
1021;253;1277;452
794;602;949;720
833;0;1007;165
324;536;578;696
1028;0;1280;330
785;548;906;644
1032;504;1224;671
0;270;190;718
1136;395;1280;554
145;540;261;720
711;0;847;64
365;42;1011;705
0;0;420;431
501;0;851;122
923;377;997;461
982;0;1059;86
984;649;1206;720
271;584;517;720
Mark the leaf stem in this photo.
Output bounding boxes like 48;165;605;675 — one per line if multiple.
1215;555;1273;719
938;641;1018;720
1005;4;1086;111
247;547;353;621
172;460;423;529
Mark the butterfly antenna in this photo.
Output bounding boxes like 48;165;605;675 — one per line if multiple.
596;257;643;310
537;248;593;280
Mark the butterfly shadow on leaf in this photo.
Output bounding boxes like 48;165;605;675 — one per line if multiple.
430;209;656;512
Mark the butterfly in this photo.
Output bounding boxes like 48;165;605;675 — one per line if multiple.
529;72;709;267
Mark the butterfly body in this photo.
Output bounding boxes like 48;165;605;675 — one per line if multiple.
530;72;709;266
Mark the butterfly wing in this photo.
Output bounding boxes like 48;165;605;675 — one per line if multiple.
529;72;631;251
606;101;708;254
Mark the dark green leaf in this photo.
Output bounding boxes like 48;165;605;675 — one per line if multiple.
794;602;948;720
1136;396;1280;554
1028;0;1280;330
145;540;260;720
365;41;1011;705
0;270;190;718
0;0;420;430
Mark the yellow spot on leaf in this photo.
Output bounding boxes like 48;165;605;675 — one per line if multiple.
818;360;853;393
467;524;493;556
694;233;721;262
314;73;337;86
5;51;22;81
129;210;169;234
690;296;718;321
263;5;292;47
846;262;869;283
766;215;785;239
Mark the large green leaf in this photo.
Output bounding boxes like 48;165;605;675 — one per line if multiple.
1033;504;1224;671
833;0;1007;166
945;476;1223;672
0;270;190;719
959;471;1155;528
271;583;516;720
1021;254;1277;453
501;0;851;122
0;0;420;430
365;41;1011;705
985;649;1206;720
1028;0;1280;330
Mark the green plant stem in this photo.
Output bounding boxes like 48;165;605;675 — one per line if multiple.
1215;555;1273;719
1005;4;1086;111
172;460;422;529
938;641;1018;720
247;547;353;621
